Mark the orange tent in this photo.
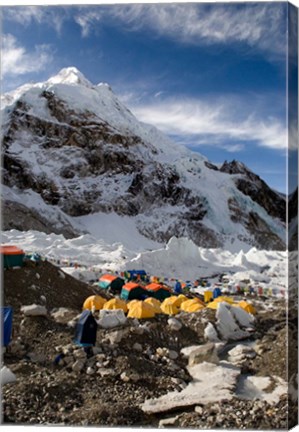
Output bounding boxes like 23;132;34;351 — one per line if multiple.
146;283;164;291
1;245;25;268
0;245;24;255
145;283;172;301
100;273;117;282
120;282;147;300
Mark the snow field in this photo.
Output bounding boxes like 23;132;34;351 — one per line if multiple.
2;229;287;295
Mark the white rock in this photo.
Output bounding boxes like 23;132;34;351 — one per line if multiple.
194;406;203;415
40;295;46;303
167;318;183;331
97;310;127;329
51;308;75;323
231;306;255;328
120;372;130;382
204;322;220;342
216;303;250;341
1;366;16;385
228;344;257;365
21;304;47;317
35;273;40;279
156;347;168;357
180;345;201;358
86;367;95;375
97;368;115;377
159;415;179;427
188;343;219;366
107;328;129;345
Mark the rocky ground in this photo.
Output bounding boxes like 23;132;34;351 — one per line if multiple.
1;260;296;428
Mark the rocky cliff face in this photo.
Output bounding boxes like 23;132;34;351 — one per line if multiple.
1;67;286;250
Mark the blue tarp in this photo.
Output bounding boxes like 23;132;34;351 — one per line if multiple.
1;307;13;346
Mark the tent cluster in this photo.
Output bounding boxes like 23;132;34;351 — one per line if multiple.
96;273;172;302
82;293;256;319
207;296;256;314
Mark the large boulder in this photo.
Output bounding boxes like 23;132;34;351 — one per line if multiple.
20;304;47;317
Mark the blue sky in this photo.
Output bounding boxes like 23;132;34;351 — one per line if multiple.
1;2;297;193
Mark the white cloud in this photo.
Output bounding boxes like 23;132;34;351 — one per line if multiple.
74;3;286;55
1;34;53;78
128;97;287;151
3;6;66;34
74;10;104;37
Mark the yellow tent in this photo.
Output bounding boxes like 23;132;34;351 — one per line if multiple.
207;300;219;310
176;294;189;306
127;301;156;319
103;298;128;313
164;295;188;308
180;298;205;313
214;296;234;304
161;298;180;315
238;300;256;315
204;291;213;303
83;295;106;311
144;297;162;313
127;299;140;310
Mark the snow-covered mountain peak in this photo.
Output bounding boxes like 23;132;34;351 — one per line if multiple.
1;67;287;251
46;67;93;88
97;82;112;91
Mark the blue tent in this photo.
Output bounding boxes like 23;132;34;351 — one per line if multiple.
1;307;13;346
174;281;182;294
74;310;97;346
213;287;222;299
127;270;147;279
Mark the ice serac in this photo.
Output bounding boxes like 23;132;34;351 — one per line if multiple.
1;67;286;249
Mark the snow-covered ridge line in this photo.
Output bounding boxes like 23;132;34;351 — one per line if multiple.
2;230;287;293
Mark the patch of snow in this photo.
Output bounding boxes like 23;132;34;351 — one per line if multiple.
141;361;240;413
236;375;287;404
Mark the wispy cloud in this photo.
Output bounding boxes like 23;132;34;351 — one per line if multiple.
3;6;67;34
74;9;104;37
125;96;286;152
75;3;286;56
1;34;53;78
